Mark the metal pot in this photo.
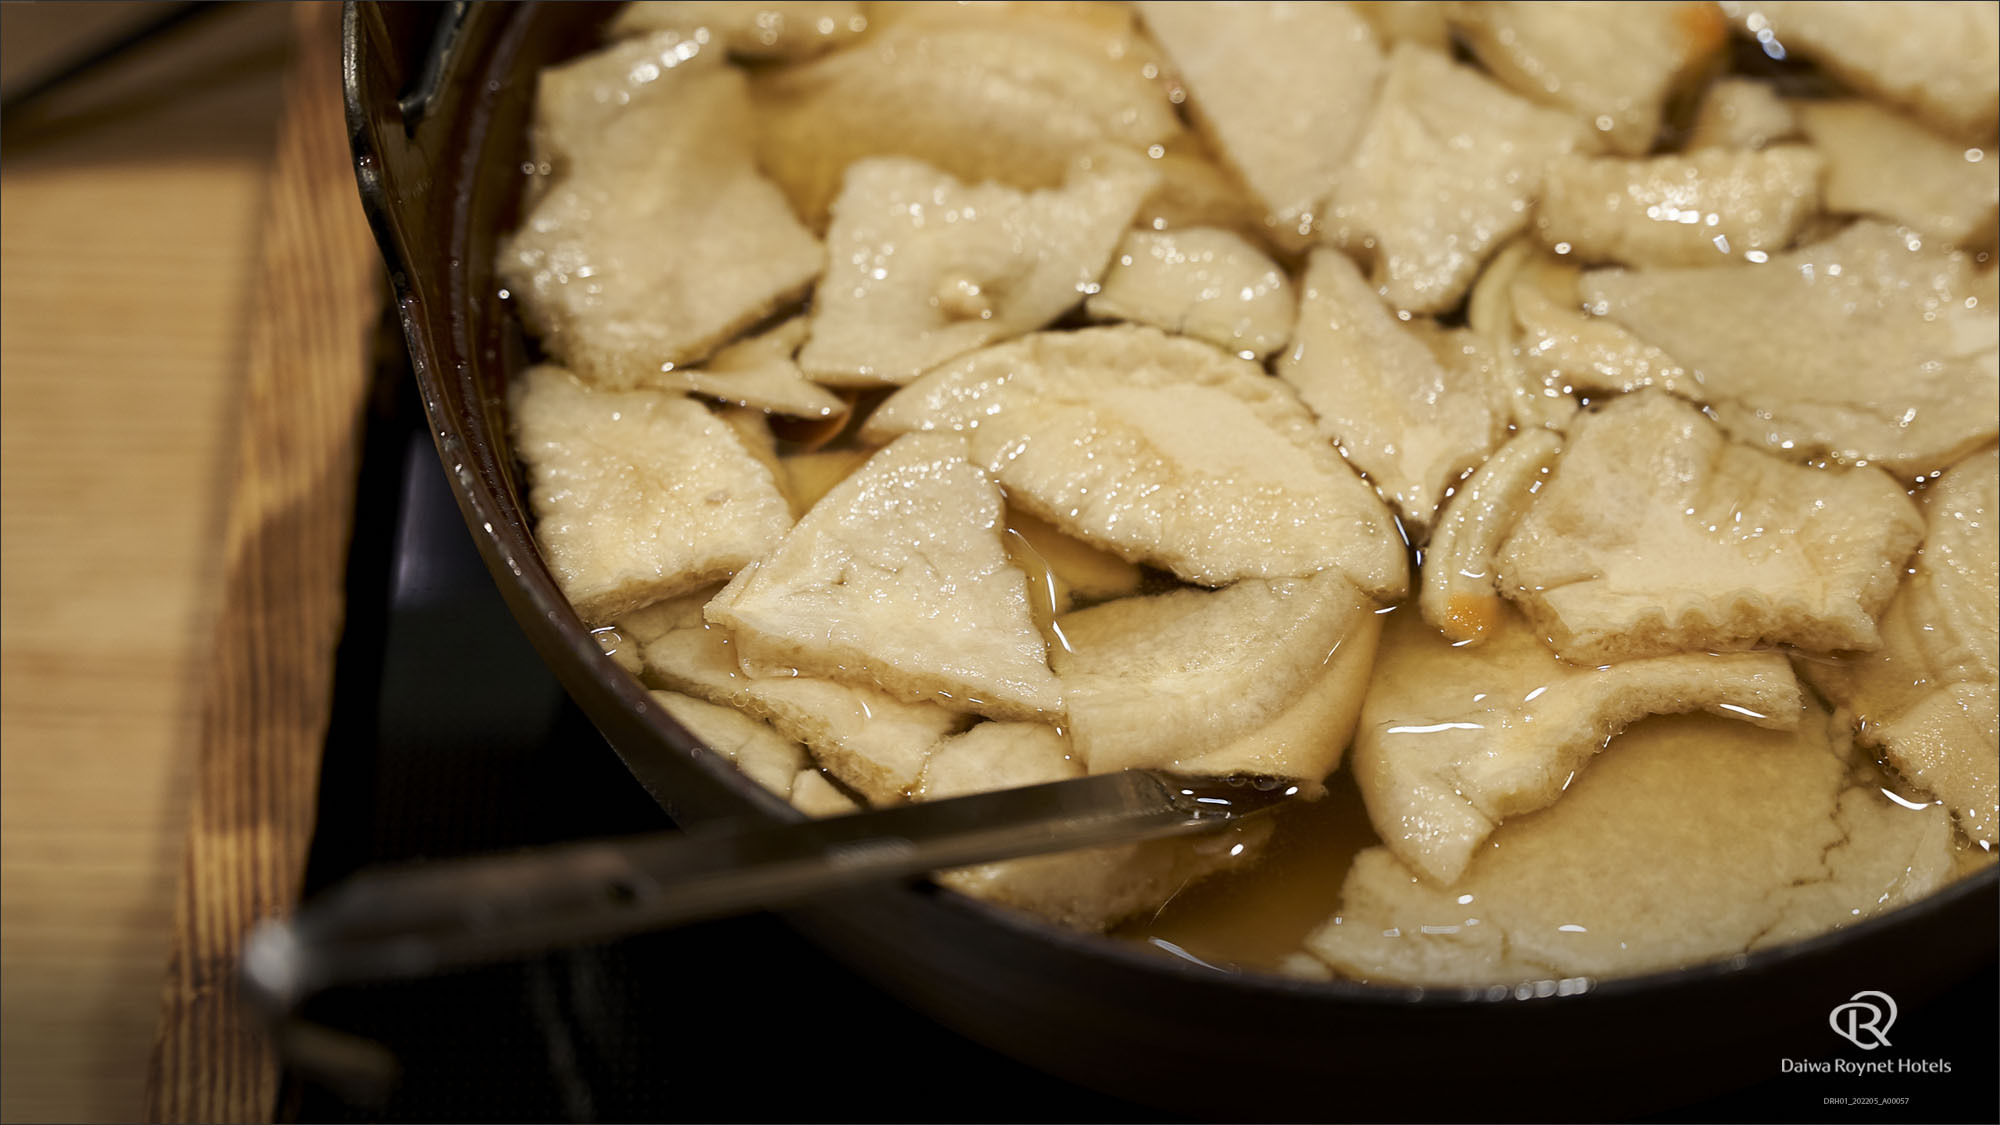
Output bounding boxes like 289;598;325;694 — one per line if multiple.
341;4;1997;1117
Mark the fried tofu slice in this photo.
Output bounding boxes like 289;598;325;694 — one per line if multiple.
1461;241;1581;432
1051;574;1379;783
863;326;1409;596
704;432;1063;720
1005;510;1142;604
789;768;862;817
511;367;792;624
714;407;792;513
622;590;964;804
1506;251;1696;400
1086;228;1296;361
1352;607;1802;887
862;1;1172;82
1535;147;1824;267
499;41;821;383
525;33;698;172
651;690;807;800
593;621;646;678
779;448;873;514
917;722;1274;931
798;154;1157;387
1278;249;1510;530
1320;45;1592;313
1495;391;1923;664
751;19;1180;225
1420;428;1563;644
1308;703;1956;986
1580;221;2000;474
1795;101;1999;248
1349;0;1451;49
609;1;863;60
1806;446;2000;848
633;318;845;420
1003;530;1072;636
1719;1;2000;143
1135;1;1384;246
1685;77;1799;151
912;721;1079;802
1449;1;1727;155
1129;145;1271;243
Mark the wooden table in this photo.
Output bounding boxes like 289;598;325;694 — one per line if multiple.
1;7;375;1121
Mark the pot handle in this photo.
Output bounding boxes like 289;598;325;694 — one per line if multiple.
395;0;470;129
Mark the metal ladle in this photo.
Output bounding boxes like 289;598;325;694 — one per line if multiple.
241;768;1296;1018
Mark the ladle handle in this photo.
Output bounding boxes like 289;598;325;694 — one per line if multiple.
240;768;1279;1015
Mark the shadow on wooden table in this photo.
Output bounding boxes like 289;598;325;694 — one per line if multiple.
0;3;292;161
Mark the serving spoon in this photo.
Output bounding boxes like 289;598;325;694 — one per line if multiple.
240;767;1296;1017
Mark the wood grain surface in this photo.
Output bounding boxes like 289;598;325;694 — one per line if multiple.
0;6;296;1123
139;6;382;1122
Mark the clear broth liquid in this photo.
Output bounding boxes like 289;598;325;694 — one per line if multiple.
1117;766;1378;973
